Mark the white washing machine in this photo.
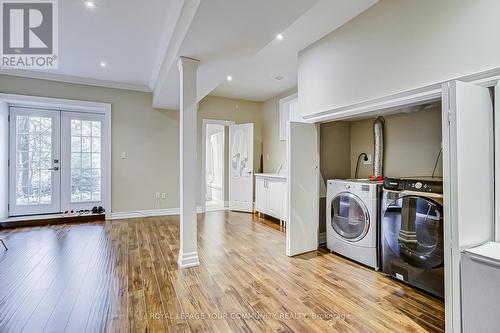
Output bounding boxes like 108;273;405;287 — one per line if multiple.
326;179;381;269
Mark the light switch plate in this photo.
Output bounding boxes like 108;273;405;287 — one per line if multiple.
120;152;127;159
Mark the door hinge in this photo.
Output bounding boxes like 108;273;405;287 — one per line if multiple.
7;114;10;122
7;159;9;167
447;111;452;125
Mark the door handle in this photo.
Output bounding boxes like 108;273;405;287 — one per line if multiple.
47;167;59;171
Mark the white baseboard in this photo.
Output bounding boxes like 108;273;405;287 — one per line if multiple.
110;206;203;220
177;250;200;268
319;232;327;244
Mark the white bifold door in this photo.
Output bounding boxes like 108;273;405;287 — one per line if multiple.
442;80;495;333
9;107;105;216
229;123;254;212
286;122;319;256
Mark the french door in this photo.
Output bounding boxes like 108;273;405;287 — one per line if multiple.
9;108;61;215
9;107;105;216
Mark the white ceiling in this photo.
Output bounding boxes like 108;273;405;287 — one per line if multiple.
211;0;379;102
0;0;378;109
0;0;179;91
152;0;320;109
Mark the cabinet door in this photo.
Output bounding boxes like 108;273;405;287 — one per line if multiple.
255;178;266;212
267;180;284;219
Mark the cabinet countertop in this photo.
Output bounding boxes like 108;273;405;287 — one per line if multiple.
255;173;287;180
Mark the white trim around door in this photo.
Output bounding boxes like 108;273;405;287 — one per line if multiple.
0;93;112;220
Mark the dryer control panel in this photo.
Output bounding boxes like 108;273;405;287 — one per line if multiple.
383;177;443;194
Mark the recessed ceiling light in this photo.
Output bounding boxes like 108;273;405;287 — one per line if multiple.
99;61;106;68
84;0;97;9
226;75;233;82
274;75;284;81
276;33;284;41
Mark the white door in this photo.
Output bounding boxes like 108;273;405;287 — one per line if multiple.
61;112;105;212
229;123;254;212
9;107;61;216
286;122;319;256
442;80;495;333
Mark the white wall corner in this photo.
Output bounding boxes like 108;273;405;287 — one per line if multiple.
151;0;201;107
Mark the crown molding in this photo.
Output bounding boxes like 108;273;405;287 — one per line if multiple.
0;69;151;92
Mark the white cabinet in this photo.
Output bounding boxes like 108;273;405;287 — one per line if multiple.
255;177;266;212
255;174;287;224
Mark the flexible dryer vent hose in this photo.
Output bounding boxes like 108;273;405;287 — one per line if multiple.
373;116;385;177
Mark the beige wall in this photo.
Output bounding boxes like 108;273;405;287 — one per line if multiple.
0;75;266;213
197;95;262;204
319;107;443;181
0;74;179;212
319;121;351;182
261;88;296;173
318;121;351;234
298;0;500;117
350;107;443;179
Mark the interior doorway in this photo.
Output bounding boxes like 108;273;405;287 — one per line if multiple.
205;123;225;211
202;119;234;212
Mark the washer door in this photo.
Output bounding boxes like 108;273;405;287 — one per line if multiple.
330;192;370;242
383;195;444;269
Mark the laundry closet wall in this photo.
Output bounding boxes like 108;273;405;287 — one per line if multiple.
350;107;443;179
318;121;351;236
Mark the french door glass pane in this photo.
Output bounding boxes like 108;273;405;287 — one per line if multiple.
70;119;102;202
15;116;53;205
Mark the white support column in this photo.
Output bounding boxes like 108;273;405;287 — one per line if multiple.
177;56;200;268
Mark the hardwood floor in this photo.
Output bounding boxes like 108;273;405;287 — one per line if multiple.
0;211;444;332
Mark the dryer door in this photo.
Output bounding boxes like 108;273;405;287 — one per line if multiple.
330;192;370;242
382;195;444;268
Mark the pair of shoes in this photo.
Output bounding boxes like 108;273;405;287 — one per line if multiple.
77;210;91;215
91;206;105;214
63;209;76;216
